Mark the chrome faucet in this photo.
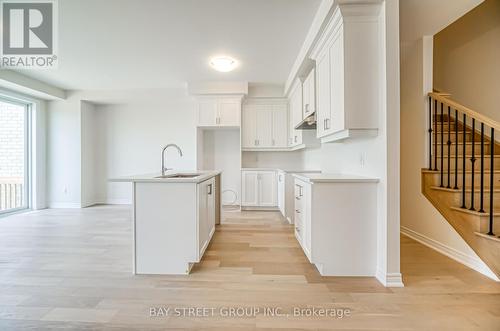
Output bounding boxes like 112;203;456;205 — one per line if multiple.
161;144;183;175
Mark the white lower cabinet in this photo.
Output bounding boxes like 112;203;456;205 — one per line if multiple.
277;171;285;216
198;178;215;259
241;170;277;208
293;176;378;276
294;180;311;259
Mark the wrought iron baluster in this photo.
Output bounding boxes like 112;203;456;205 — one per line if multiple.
479;123;485;213
487;128;495;236
440;103;444;187
470;119;476;211
454;110;459;189
447;106;451;188
461;114;467;208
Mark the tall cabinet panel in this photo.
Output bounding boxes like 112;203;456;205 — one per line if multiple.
310;5;380;143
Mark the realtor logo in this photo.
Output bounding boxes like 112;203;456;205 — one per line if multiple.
0;0;58;68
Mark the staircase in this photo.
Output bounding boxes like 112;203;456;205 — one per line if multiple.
422;92;500;278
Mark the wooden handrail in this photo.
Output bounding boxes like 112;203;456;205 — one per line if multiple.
428;92;500;131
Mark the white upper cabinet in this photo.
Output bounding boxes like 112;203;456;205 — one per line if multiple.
272;104;288;147
302;68;316;119
310;6;380;143
196;96;242;127
242;99;288;150
288;80;303;148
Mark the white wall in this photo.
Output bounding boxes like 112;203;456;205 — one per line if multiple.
46;93;81;208
93;89;197;204
242;150;307;170
46;88;197;206
81;101;98;207
400;37;487;273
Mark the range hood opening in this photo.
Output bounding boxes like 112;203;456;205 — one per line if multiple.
295;111;316;130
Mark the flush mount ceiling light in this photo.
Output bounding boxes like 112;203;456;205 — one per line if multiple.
209;56;238;72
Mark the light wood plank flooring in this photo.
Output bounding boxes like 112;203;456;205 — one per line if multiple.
0;205;499;330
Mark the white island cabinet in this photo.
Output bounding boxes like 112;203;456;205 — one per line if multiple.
111;171;221;275
293;173;378;276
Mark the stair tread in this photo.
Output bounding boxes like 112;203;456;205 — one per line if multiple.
436;155;500;158
450;206;500;216
433;142;490;145
431;186;500;193
475;232;500;243
422;169;500;174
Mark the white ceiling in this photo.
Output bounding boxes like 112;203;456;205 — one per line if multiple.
399;0;484;41
16;0;321;90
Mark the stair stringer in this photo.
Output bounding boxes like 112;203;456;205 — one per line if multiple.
422;170;500;279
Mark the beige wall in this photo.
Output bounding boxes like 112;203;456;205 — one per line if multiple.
400;38;480;263
433;0;500;122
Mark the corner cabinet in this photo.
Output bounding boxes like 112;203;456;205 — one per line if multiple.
196;96;242;127
241;170;277;208
242;99;288;150
310;5;380;143
293;175;378;276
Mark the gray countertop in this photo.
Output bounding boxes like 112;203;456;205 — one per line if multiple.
109;170;221;184
241;168;322;174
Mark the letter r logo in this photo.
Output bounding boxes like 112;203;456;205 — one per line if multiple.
2;1;53;55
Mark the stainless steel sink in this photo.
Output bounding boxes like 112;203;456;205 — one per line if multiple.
155;173;201;179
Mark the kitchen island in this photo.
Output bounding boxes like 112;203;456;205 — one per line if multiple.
111;170;221;275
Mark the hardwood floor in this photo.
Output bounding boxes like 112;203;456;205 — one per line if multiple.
0;205;499;330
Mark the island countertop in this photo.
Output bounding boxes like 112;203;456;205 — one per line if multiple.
109;170;221;184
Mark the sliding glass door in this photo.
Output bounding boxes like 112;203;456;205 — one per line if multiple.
0;98;30;214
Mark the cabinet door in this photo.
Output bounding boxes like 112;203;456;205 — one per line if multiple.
218;98;241;126
258;171;277;207
277;172;285;216
302;183;311;259
206;178;215;239
197;98;217;126
241;171;259;206
272;105;288;148
198;181;208;257
291;82;303;128
302;78;309;119
303;70;315;119
242;105;257;148
255;106;273;147
288;83;303;147
307;68;316;115
329;30;344;133
316;50;330;138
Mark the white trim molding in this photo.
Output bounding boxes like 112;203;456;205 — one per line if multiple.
48;202;82;209
401;226;499;281
376;268;404;287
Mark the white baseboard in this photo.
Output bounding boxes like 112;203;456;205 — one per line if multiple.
102;198;131;205
375;268;404;287
286;216;292;224
48;202;82;209
401;226;499;281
